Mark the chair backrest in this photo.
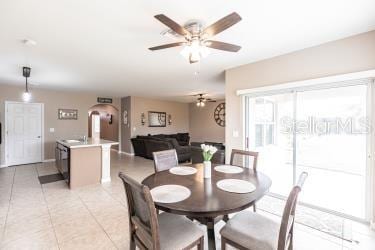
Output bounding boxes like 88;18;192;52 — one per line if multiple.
153;149;178;172
230;149;259;170
118;172;160;249
277;172;308;250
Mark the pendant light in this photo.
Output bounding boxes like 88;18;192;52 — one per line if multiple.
22;66;31;102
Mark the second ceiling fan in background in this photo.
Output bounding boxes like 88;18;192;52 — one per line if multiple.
194;93;216;107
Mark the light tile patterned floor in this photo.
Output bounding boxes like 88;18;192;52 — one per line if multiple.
0;151;374;249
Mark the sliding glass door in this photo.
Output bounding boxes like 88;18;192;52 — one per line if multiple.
246;92;294;196
245;82;371;220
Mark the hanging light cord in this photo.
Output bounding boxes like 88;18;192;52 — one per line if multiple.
25;76;29;92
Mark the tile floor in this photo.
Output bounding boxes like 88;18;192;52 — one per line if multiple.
0;151;374;249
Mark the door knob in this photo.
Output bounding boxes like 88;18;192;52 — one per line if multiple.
37;136;41;138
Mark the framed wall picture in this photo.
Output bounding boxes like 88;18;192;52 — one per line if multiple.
58;109;78;120
148;111;166;127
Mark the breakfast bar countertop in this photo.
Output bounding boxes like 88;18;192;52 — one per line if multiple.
56;138;119;149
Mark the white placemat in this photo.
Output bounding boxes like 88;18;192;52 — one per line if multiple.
169;166;197;175
215;165;244;174
216;179;256;194
150;185;191;203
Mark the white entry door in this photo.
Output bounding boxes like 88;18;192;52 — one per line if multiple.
6;102;43;166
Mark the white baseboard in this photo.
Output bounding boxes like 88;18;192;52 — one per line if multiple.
43;159;56;163
118;151;135;156
101;177;111;183
0;159;54;167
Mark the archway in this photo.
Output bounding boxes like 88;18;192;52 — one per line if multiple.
88;104;119;150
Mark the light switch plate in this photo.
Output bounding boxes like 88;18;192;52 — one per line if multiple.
232;130;239;137
49;128;55;133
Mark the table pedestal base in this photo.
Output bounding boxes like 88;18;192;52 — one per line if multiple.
189;215;228;250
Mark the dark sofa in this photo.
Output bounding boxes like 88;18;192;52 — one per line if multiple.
190;141;225;150
150;133;190;146
131;133;191;163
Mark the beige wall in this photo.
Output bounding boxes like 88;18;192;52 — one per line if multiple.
130;96;189;136
120;96;190;154
225;30;375;161
0;84;120;165
121;96;132;153
225;30;375;222
189;100;225;143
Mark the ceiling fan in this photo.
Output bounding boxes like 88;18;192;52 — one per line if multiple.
194;93;216;107
149;12;242;64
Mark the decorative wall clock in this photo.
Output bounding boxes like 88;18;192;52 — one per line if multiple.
214;103;225;127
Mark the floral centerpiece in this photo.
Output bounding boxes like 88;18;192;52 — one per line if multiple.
201;144;218;178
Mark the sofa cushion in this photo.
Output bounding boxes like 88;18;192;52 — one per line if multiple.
130;138;147;157
153;134;166;139
164;138;180;149
190;142;202;147
168;134;178;139
176;146;190;154
177;133;189;140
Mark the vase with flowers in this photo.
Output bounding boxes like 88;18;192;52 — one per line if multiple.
201;144;218;178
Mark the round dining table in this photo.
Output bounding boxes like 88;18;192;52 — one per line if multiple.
142;163;272;250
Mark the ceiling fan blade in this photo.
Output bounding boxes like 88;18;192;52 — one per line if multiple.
154;14;191;37
149;42;186;51
205;40;241;52
202;12;242;37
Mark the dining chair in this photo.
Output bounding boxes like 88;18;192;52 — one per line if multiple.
220;172;308;250
230;149;259;212
230;149;259;171
118;172;204;250
153;149;178;172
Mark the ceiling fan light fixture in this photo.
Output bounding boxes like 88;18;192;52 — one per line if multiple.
180;41;210;63
189;51;201;63
196;100;205;107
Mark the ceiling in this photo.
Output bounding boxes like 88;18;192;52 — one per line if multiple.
0;0;374;102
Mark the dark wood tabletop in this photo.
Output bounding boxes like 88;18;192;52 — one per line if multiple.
142;163;272;217
142;163;272;250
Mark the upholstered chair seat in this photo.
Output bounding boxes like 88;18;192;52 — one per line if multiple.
118;172;204;250
220;172;308;250
158;212;204;250
220;211;279;250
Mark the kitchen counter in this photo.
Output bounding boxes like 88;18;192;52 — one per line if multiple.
56;138;119;189
56;138;118;149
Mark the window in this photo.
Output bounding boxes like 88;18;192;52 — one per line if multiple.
245;81;371;220
254;98;275;147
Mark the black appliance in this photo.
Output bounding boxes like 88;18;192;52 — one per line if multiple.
55;143;70;184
